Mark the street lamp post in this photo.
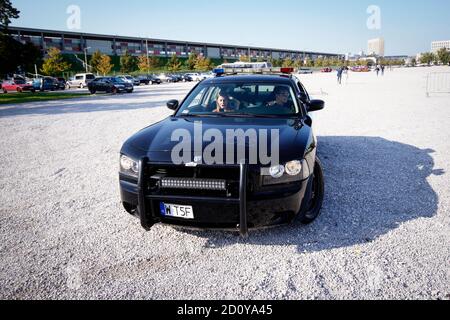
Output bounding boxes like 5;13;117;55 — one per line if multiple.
84;47;91;73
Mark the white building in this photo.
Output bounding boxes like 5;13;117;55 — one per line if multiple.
431;40;450;53
368;38;385;56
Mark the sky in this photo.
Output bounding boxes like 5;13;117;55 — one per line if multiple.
10;0;450;56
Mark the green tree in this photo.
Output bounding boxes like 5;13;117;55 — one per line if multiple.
436;48;450;65
239;55;251;62
137;55;150;73
185;52;198;70
120;50;137;73
90;50;103;74
41;47;71;76
149;56;161;70
96;54;113;76
0;33;42;77
420;52;435;66
282;58;294;68
314;58;323;67
195;56;214;71
293;59;303;68
167;54;182;72
0;0;20;30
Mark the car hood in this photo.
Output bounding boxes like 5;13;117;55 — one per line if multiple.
124;116;312;164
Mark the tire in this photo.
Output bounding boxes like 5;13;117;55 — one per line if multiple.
3;89;7;94
112;87;118;94
89;89;96;94
127;89;133;93
298;157;325;224
17;88;22;93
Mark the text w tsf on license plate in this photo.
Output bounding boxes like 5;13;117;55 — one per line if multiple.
160;203;194;219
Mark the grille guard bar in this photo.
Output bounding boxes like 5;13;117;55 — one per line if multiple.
137;157;249;237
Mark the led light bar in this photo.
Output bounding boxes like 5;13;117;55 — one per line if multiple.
160;178;227;191
221;67;295;75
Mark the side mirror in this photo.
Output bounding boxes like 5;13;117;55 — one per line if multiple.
167;99;179;110
307;99;325;112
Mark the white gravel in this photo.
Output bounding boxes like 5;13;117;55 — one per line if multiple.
0;68;449;300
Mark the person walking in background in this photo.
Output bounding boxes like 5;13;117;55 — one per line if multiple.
381;65;385;76
337;67;343;85
375;65;380;77
344;66;349;84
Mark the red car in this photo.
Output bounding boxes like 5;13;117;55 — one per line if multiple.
321;67;333;73
2;79;35;93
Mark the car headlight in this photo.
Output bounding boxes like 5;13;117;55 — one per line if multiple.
269;165;285;178
285;160;302;176
120;155;139;177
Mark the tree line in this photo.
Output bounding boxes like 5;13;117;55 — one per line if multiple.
417;48;450;66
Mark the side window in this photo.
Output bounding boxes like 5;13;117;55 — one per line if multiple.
297;81;310;102
76;76;83;80
187;87;208;108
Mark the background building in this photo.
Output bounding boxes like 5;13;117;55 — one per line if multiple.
7;26;343;62
431;40;450;53
368;38;385;56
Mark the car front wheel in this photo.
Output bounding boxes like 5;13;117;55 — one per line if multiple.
298;157;325;224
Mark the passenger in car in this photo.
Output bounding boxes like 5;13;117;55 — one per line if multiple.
213;91;240;113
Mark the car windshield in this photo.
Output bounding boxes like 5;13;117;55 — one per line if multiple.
112;78;125;84
15;79;26;84
175;82;300;117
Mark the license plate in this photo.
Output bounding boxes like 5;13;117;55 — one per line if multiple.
160;203;194;220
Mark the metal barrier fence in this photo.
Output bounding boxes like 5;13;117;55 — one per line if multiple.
426;72;450;97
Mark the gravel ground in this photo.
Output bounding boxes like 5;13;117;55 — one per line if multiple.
0;68;449;300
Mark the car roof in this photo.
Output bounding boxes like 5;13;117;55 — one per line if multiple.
202;74;295;85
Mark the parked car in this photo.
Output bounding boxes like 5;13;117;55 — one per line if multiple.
32;77;61;91
148;75;162;85
66;73;95;89
88;77;133;94
184;72;203;81
321;68;333;73
297;68;314;74
55;77;66;90
167;74;181;83
119;68;325;236
351;66;370;72
137;76;151;85
200;72;215;80
117;75;140;86
2;79;36;93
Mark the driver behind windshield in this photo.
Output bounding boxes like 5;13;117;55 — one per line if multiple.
266;86;293;109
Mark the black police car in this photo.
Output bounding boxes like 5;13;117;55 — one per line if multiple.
119;67;325;236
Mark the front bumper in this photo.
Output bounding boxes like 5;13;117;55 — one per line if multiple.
120;158;309;236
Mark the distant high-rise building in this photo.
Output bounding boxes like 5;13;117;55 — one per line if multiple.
431;40;450;53
368;38;385;56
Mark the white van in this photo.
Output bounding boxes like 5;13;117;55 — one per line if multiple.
66;73;96;89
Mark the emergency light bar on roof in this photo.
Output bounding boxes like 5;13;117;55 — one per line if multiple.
213;67;295;76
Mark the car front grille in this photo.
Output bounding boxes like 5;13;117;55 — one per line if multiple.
145;164;241;199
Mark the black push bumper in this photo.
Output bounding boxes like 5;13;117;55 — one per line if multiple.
120;157;308;236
